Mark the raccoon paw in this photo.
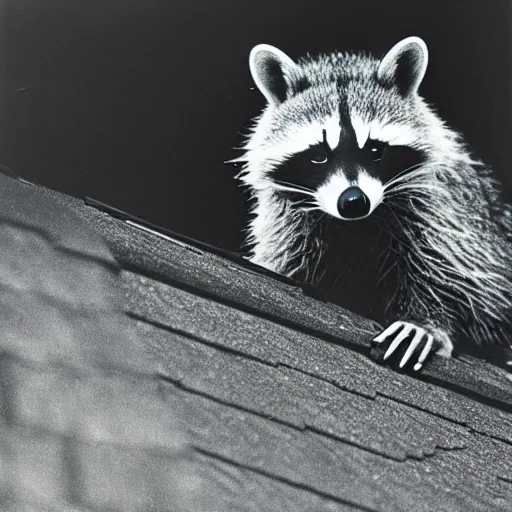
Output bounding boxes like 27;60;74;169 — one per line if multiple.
371;321;449;372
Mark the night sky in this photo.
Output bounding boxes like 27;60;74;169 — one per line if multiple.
0;0;510;252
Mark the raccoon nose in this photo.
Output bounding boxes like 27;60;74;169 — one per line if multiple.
337;187;371;219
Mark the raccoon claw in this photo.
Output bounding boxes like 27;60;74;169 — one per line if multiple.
372;321;434;371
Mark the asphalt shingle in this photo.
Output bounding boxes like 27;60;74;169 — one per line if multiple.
0;172;511;511
163;381;512;512
0;174;115;266
139;318;473;461
123;270;512;444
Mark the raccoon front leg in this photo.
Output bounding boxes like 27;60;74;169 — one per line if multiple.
371;321;454;371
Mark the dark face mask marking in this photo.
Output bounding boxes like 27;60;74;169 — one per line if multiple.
269;125;426;198
361;142;427;185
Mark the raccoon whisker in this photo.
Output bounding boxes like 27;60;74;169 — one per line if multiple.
384;183;451;200
385;163;424;184
387;178;446;191
384;169;433;191
288;196;319;208
383;164;426;189
268;183;317;197
291;196;321;211
274;180;317;194
298;206;322;213
384;175;426;192
275;180;315;191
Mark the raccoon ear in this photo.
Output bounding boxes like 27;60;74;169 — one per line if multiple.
249;44;297;106
377;37;428;96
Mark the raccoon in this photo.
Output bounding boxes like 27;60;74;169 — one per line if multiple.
234;36;512;371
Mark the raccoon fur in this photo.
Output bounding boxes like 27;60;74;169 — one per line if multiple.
234;36;512;371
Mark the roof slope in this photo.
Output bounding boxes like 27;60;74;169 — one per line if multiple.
0;171;511;511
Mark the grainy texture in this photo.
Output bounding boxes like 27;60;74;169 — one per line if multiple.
0;175;200;511
139;320;469;461
164;384;512;512
0;171;511;511
124;271;512;443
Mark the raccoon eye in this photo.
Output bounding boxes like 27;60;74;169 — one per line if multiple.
364;139;387;162
308;146;329;165
310;153;328;164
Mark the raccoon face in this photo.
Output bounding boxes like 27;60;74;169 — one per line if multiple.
243;37;432;221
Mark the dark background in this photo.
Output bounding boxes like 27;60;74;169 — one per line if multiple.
0;0;510;252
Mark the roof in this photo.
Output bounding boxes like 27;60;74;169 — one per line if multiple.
0;170;511;511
